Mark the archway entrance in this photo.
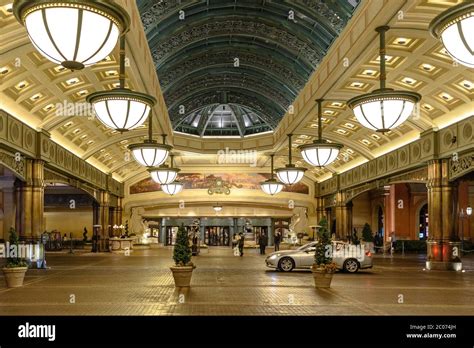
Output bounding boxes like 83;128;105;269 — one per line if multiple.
418;204;429;240
43;183;97;249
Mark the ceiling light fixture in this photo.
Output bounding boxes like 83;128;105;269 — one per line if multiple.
298;99;343;167
128;113;171;167
161;180;184;196
275;134;306;185
87;36;156;132
13;0;129;70
260;154;284;196
148;153;180;185
347;26;421;133
429;2;474;68
213;203;223;212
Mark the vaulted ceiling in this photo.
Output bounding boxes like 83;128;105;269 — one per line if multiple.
137;0;360;137
1;0;472;185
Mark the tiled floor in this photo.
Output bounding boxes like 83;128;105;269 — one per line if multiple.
1;247;473;315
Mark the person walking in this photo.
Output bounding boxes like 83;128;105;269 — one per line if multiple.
390;232;396;256
274;231;281;252
259;232;267;255
238;232;245;257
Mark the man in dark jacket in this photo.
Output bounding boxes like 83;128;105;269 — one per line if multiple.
259;233;267;255
274;231;281;252
238;232;245;257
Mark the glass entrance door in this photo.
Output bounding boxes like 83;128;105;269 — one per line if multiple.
204;226;230;246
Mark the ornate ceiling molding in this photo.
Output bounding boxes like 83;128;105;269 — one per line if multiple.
165;71;293;111
138;0;358;137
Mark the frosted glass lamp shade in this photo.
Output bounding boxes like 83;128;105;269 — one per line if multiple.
161;181;184;195
275;165;306;185
430;2;474;68
128;141;171;167
347;89;421;133
260;179;284;196
87;89;156;132
13;0;129;70
299;140;343;167
148;166;180;185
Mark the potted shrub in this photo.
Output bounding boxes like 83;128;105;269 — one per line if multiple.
170;224;195;287
2;227;28;288
361;223;374;253
311;218;337;288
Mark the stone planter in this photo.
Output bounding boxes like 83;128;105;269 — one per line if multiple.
170;265;195;287
311;267;334;288
2;267;28;288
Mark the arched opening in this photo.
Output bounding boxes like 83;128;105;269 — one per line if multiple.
418;203;429;240
43;183;98;250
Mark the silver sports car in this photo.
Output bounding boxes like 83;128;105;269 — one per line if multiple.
265;241;373;273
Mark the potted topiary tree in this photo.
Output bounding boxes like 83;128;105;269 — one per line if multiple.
361;223;374;253
2;227;28;288
311;217;337;288
170;224;195;287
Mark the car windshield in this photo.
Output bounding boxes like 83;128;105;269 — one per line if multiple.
297;242;316;251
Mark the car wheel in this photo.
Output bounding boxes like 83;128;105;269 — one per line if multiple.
278;257;295;272
343;259;359;273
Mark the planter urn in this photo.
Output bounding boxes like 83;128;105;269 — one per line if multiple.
311;266;334;288
170;265;195;287
2;267;28;288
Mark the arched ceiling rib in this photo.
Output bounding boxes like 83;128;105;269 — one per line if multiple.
137;0;359;137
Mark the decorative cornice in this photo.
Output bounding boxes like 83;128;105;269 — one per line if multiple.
0;109;124;197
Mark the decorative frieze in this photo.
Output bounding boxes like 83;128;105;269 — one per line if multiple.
450;153;474;181
0;149;26;179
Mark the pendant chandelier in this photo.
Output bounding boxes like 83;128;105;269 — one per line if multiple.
275;134;306;185
347;26;421;133
161;180;184;196
213;203;223;212
128;121;172;167
429;2;474;68
87;36;156;132
148;154;180;185
13;0;129;70
298;99;343;167
260;155;284;196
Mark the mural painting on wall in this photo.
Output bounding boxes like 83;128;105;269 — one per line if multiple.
130;173;309;195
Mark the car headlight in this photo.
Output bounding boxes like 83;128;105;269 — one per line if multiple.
268;254;279;260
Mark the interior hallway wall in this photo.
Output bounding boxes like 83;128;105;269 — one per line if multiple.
44;209;93;239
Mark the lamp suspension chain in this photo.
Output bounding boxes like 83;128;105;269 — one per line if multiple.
377;26;389;90
317;99;323;141
288;134;292;165
148;111;153;141
270;154;275;179
119;36;126;89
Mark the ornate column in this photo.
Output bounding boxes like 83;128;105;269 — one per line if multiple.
14;179;23;234
16;160;44;239
98;190;110;251
115;197;123;226
31;160;45;237
426;159;461;271
335;191;351;240
315;197;326;224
